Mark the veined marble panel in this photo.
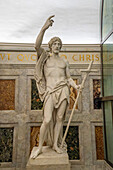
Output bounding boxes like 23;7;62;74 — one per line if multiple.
0;128;14;162
0;80;15;110
63;126;79;160
95;126;104;160
93;79;101;109
69;79;78;109
31;79;43;110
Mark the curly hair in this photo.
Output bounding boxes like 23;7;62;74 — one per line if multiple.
48;37;62;52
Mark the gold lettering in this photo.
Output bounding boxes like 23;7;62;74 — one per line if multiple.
7;53;11;60
60;54;67;59
79;54;84;61
95;54;99;61
92;54;94;61
72;54;78;61
0;53;5;60
86;54;91;61
31;54;37;61
17;54;24;61
25;54;30;60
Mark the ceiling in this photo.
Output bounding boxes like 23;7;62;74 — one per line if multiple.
0;0;101;44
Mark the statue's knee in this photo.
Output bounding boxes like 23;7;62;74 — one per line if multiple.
43;119;51;126
56;116;63;122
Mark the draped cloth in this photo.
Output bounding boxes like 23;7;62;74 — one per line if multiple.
34;50;69;149
34;50;49;102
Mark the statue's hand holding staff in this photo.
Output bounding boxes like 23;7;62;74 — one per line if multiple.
42;15;55;31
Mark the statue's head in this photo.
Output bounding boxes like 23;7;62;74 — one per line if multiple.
48;37;62;53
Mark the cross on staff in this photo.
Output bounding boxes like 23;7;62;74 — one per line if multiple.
61;61;94;148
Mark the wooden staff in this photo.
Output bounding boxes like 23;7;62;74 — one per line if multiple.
61;61;93;148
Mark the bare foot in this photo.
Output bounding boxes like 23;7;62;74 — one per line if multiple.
53;145;63;154
30;148;42;159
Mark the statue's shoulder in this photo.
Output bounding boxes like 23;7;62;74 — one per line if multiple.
61;58;69;66
36;48;49;61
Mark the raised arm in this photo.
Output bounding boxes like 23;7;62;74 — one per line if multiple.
35;15;55;55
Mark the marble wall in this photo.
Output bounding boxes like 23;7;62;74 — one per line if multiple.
0;43;105;170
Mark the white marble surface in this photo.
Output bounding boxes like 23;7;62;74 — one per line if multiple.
26;146;70;170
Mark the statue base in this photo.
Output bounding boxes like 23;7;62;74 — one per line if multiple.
26;146;70;170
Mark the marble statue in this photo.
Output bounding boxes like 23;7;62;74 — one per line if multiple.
32;15;81;159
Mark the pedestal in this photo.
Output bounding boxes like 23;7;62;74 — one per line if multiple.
26;146;70;170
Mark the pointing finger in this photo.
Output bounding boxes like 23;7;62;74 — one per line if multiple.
48;15;55;20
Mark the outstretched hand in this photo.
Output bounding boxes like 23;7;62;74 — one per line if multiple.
42;15;55;31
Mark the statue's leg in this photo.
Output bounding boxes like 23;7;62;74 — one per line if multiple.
53;99;67;154
31;96;53;158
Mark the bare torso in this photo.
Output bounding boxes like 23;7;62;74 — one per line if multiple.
44;55;67;90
